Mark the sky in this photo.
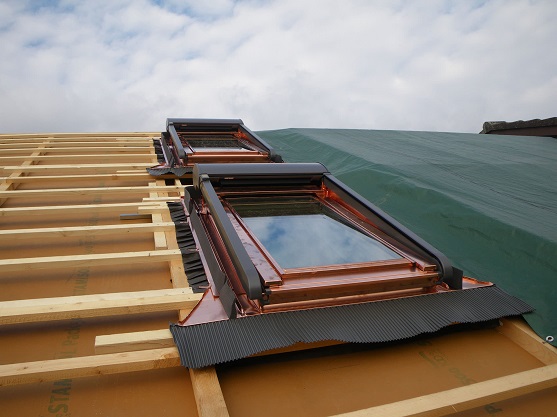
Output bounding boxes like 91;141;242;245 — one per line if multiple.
0;0;555;134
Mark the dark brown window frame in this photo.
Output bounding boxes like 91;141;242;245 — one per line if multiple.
165;119;282;167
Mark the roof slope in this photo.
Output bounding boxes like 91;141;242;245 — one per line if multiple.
258;128;557;345
1;130;557;416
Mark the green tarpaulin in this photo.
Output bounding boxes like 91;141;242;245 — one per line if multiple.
258;128;557;346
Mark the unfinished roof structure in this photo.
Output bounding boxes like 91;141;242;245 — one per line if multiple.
1;125;556;416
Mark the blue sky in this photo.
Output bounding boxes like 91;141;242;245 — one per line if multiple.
0;0;555;133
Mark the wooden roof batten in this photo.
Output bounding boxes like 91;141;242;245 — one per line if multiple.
0;131;555;417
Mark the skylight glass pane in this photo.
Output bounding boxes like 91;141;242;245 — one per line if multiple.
230;197;401;269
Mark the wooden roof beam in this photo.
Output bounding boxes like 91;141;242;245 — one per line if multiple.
1;163;154;173
95;329;174;354
0;201;164;217
0;146;152;153
3;172;154;183
0;185;181;198
0;133;157;141
335;363;557;417
497;318;557;365
190;367;230;417
0;153;153;159
0;348;180;386
0;142;153;149
0;249;181;272
0;222;176;240
0;288;201;325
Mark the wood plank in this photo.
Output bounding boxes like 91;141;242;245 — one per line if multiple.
0;202;162;217
137;204;169;214
0;347;180;386
0;140;152;147
0;146;152;153
1;163;154;173
0;222;176;240
95;329;174;354
0;249;181;272
0;133;157;141
170;258;189;293
152;216;168;248
190;367;230;417
142;197;182;202
335;363;557;417
150;180;168;248
3;172;153;183
497;318;557;365
0;154;155;162
0;288;201;325
0;185;181;198
0;142;152;149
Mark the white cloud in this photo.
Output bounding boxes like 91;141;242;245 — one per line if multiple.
0;0;555;133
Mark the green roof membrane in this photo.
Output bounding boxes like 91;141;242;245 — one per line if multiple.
257;128;557;346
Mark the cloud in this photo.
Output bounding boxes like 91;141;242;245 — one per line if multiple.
0;0;555;133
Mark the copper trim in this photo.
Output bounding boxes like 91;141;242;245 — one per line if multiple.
261;284;456;313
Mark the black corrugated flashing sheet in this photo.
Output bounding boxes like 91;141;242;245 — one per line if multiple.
171;286;531;368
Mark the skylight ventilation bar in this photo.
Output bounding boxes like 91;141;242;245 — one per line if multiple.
192;162;327;188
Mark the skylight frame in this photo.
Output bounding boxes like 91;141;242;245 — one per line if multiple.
221;192;417;284
186;162;463;312
163;119;282;169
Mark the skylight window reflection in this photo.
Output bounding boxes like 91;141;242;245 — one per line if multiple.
230;197;401;270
